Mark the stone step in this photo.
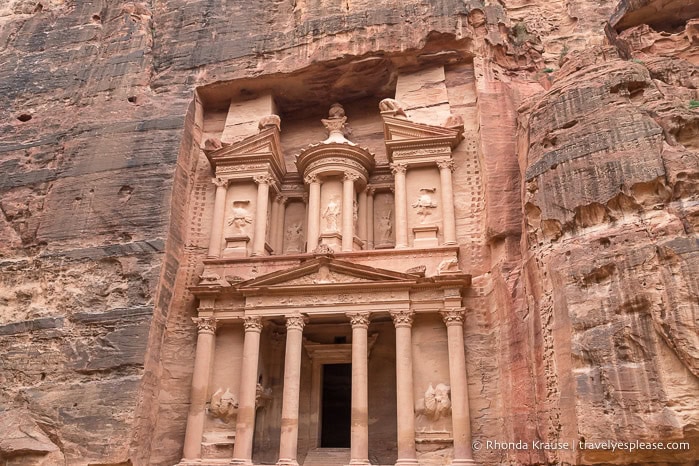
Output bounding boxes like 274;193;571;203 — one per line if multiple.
302;448;351;466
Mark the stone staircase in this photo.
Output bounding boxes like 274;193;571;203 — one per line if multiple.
302;448;351;466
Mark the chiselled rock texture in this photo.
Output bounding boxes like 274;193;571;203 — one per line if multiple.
0;0;697;465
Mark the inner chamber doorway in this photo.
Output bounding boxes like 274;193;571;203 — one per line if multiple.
320;363;352;447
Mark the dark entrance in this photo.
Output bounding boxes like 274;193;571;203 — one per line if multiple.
320;363;352;447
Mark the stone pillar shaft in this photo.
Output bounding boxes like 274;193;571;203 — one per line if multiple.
270;195;280;253
391;311;419;465
231;317;263;465
348;312;371;465
358;189;367;248
252;175;272;256
391;163;408;248
277;316;306;466
207;179;228;257
182;317;217;459
438;160;457;245
274;196;287;254
342;174;356;252
306;176;321;252
366;189;374;250
441;309;475;465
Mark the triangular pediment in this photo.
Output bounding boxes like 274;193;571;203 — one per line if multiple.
382;115;463;143
235;257;418;291
207;126;285;173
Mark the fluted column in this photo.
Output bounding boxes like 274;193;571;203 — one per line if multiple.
391;163;408;248
252;174;273;256
347;312;371;465
342;172;358;252
437;160;457;245
182;317;217;460
207;178;229;257
440;309;475;466
306;175;321;252
366;188;375;250
231;316;264;465
277;315;307;466
390;311;419;465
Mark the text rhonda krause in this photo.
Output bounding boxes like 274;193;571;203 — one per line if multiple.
485;440;690;452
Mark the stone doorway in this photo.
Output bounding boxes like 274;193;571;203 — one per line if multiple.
320;363;352;448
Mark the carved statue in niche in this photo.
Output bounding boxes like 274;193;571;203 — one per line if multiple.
228;200;252;235
255;383;273;409
378;210;392;242
424;383;452;420
284;222;303;253
412;188;438;224
208;388;239;423
322;196;341;233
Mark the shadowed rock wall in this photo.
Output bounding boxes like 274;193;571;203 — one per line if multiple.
0;0;696;464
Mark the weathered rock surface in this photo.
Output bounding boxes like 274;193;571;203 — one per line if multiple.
0;0;696;465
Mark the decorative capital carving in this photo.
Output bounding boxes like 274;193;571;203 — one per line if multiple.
194;316;217;334
304;174;319;184
390;310;414;328
365;186;375;197
390;162;408;175
440;308;465;327
347;312;371;329
344;171;360;182
212;177;229;188
436;159;455;171
286;314;307;331
253;173;274;185
243;316;263;333
275;194;288;204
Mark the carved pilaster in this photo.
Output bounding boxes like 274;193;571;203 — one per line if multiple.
440;308;465;327
194;316;217;334
436;159;455;171
390;162;408;174
253;173;274;185
212;177;229;188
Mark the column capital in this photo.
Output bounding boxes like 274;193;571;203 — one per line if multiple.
304;174;319;184
253;173;274;185
193;316;217;334
276;194;289;204
436;159;455;171
344;171;361;182
285;314;308;331
365;186;375;197
243;316;263;333
347;312;371;329
212;177;229;188
390;310;414;328
440;308;465;327
390;162;408;174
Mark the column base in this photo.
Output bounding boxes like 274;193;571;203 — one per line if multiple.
345;461;370;466
229;459;254;466
450;459;477;466
275;460;298;466
395;459;420;465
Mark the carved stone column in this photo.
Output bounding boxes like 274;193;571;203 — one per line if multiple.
391;163;409;248
306;175;321;252
366;187;375;250
252;174;273;256
347;312;371;465
270;193;280;253
231;316;264;465
277;315;307;466
440;309;475;466
207;178;229;258
182;316;217;460
342;172;358;252
358;188;367;248
274;195;288;254
437;160;457;245
390;310;419;465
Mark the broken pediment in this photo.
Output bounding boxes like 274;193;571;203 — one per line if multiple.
206;125;286;179
382;115;464;161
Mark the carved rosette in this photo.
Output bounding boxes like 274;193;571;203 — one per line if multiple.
253;173;275;185
347;312;371;329
440;308;465;327
212;177;229;188
194;316;217;334
390;162;408;175
243;316;263;333
286;314;307;331
390;310;414;328
436;159;455;172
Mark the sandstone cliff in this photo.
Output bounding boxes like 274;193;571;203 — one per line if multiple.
0;0;696;465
